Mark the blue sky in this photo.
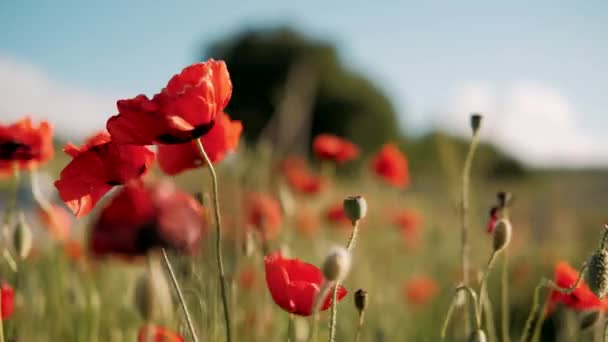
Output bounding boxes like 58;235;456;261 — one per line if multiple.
1;0;607;166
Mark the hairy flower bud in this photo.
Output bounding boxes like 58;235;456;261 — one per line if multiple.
13;212;32;260
343;196;367;223
470;114;482;133
354;289;368;313
469;330;487;342
322;247;351;282
492;219;512;253
134;260;173;321
586;249;608;299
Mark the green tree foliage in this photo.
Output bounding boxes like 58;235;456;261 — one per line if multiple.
206;27;400;152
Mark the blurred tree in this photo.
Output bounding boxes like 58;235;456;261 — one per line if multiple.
205;27;401;154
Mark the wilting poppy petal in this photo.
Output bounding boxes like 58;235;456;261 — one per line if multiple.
137;324;184;342
371;143;410;188
0;117;53;169
54;132;155;217
264;251;347;316
313;134;359;164
90;181;205;257
156;112;242;175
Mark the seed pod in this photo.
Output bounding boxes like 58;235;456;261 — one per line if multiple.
492;219;512;253
496;191;513;209
134;260;173;321
354;289;368;313
470;114;483;133
322;247;351;282
469;330;487;342
343;196;367;223
586;249;608;299
580;310;601;330
13;212;33;260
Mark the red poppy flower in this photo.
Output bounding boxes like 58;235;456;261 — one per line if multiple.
54;132;155;217
238;266;257;291
0;117;53;171
392;209;423;248
279;157;325;195
156;112;242;175
548;262;608;313
1;283;14;320
295;207;320;237
137;324;184;342
90;181;205;257
403;276;439;307
38;204;72;242
486;206;499;233
313;134;359;164
264;251;347;316
324;203;350;227
107;60;232;145
245;193;283;241
370;143;410;188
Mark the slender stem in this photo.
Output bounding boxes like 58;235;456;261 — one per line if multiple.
482;289;497;342
309;282;331;342
161;249;199;342
195;138;232;342
461;127;481;335
604;319;608;342
354;311;365;342
0;286;4;342
478;251;498;319
442;286;481;339
346;220;360;253
501;253;511;342
287;314;295;342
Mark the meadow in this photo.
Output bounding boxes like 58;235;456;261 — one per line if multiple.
0;60;607;342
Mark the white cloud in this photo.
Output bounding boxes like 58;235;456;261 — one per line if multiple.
0;55;116;141
436;81;608;167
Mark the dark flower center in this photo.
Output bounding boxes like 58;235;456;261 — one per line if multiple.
0;140;33;161
156;120;216;144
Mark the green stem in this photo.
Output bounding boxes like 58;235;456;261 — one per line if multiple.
442;286;481;340
501;253;510;342
603;319;608;342
161;249;199;342
287;314;295;342
478;251;497;316
195;138;232;342
308;282;331;342
482;289;497;342
354;311;364;342
461;126;481;335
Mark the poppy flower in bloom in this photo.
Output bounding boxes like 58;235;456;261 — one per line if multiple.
38;204;72;242
156;112;242;175
264;251;347;316
370;143;410;188
324;202;350;227
0;117;53;171
392;210;423;248
90;181;205;257
279;157;325;195
137;324;184;342
403;276;439;307
1;283;14;320
312;134;359;164
54;132;155;217
547;261;608;313
245;193;283;241
108;60;232;145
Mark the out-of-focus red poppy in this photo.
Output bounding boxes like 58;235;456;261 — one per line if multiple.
245;192;283;241
371;143;410;188
137;324;184;342
404;276;439;307
324;202;350;227
90;181;205;257
108;60;232;145
264;251;347;316
279;157;325;195
54;132;155;217
238;266;257;291
486;206;499;233
295;207;320;237
548;261;608;313
156;112;242;175
313;134;359;164
63;239;84;262
38;204;72;242
1;283;14;320
392;210;423;248
0;117;53;172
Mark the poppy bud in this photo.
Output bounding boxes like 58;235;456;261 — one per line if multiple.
492;219;512;253
470;114;482;133
469;330;487;342
586;249;608;299
13;212;32;260
134;261;173;321
354;289;368;313
322;247;351;282
343;196;367;224
496;191;512;209
580;310;601;330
